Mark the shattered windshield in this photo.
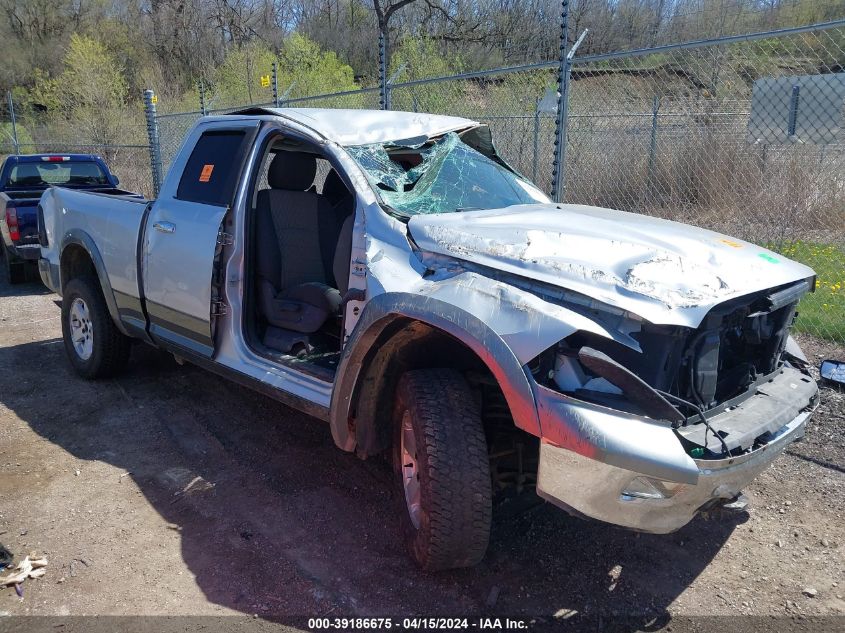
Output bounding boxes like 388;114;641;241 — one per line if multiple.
346;132;549;216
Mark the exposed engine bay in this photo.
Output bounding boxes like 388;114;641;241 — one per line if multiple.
536;278;817;459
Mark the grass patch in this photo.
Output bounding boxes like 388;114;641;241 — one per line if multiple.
770;241;845;344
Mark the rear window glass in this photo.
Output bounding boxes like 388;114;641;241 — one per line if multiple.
177;130;249;205
8;161;109;187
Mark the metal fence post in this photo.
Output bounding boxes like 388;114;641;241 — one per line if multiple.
143;89;163;196
647;94;661;199
7;91;19;155
379;29;389;110
272;62;280;107
550;1;570;202
551;23;588;201
198;80;207;116
533;97;542;183
787;84;800;137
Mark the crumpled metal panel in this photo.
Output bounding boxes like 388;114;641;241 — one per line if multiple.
360;206;628;365
408;203;816;328
246;108;477;146
411;271;630;365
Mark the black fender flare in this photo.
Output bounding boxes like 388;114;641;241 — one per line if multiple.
329;292;542;453
60;230;130;337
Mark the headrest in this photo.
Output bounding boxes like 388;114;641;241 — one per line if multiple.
15;164;41;179
268;152;316;191
322;169;348;203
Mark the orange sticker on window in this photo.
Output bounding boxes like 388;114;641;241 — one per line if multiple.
199;164;214;182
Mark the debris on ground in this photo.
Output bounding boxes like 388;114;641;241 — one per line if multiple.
170;475;215;503
0;554;48;589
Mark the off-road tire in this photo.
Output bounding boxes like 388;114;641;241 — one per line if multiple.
61;276;131;379
3;248;25;285
393;368;492;570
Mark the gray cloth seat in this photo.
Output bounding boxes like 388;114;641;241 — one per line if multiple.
255;151;347;334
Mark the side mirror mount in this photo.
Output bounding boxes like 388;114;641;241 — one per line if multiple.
820;359;845;387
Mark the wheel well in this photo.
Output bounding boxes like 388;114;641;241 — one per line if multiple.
60;244;97;291
349;318;512;458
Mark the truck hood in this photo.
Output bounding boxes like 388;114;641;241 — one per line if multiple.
407;204;815;327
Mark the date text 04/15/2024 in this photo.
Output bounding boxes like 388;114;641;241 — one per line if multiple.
307;617;529;630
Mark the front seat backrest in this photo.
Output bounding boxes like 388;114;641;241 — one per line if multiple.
258;151;327;289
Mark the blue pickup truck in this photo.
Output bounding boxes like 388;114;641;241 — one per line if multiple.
0;153;135;284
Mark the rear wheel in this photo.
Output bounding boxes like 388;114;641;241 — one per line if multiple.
393;369;492;570
61;276;131;378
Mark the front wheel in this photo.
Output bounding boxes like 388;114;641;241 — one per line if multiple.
61;276;131;379
393;369;492;570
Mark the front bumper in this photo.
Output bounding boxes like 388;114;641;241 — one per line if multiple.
534;372;817;533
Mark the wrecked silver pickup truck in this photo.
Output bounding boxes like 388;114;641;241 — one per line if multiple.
38;108;818;570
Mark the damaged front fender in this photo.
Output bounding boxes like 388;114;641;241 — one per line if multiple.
329;291;543;453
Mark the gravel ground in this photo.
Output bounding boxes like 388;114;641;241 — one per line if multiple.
0;271;843;631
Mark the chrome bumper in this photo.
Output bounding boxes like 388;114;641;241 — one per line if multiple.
533;377;816;534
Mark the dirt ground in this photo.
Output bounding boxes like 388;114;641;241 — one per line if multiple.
0;270;843;631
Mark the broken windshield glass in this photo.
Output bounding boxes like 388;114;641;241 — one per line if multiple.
346;132;549;216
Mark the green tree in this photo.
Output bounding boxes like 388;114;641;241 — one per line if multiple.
66;34;130;145
390;37;462;81
26;34;131;146
212;42;278;109
388;37;465;112
277;33;360;100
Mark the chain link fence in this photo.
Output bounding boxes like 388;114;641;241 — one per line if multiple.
0;93;154;197
565;24;845;241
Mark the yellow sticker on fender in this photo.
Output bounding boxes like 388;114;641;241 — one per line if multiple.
199;164;214;182
720;239;742;248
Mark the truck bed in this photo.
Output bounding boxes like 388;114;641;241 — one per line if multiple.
38;187;150;302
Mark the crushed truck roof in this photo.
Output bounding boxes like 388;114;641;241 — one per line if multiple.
226;107;478;146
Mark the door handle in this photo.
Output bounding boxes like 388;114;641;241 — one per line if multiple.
153;221;176;234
